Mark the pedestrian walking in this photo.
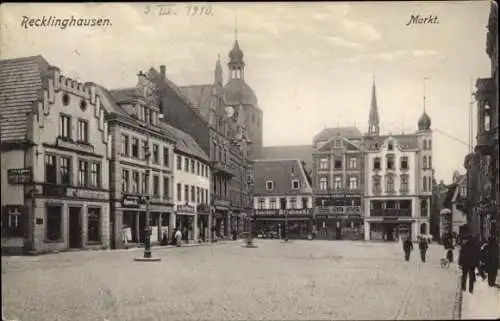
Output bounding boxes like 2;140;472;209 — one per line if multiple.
485;237;499;287
175;228;182;247
418;236;429;262
477;241;488;280
458;235;479;294
403;236;414;262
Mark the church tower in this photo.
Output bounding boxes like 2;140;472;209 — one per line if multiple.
368;78;380;136
228;28;245;80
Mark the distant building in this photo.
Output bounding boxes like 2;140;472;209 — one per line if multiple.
261;145;314;173
440;172;468;238
251;159;313;239
311;127;364;240
0;56;111;254
363;80;433;241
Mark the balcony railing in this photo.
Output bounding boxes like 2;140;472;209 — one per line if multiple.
370;209;411;217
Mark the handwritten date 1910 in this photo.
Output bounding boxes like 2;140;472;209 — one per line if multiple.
144;4;213;16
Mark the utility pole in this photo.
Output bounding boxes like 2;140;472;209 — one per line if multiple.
244;160;257;248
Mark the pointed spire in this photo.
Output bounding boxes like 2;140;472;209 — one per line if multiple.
214;53;223;86
368;76;380;135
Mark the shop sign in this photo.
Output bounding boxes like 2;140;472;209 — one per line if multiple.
122;195;143;207
67;188;108;200
287;209;311;215
255;209;279;216
8;168;33;184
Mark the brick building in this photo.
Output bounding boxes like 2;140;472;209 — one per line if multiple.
311;127;364;240
1;56;111;254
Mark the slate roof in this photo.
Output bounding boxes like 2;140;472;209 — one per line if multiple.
177;84;213;121
252;159;312;196
261;145;314;172
363;134;419;151
109;88;137;104
313;127;362;144
160;121;209;163
0;55;51;142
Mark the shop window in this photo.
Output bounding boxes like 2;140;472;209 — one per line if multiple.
45;154;57;184
2;206;24;237
46;205;62;241
87;208;101;242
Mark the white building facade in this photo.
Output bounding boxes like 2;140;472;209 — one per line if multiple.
168;124;211;243
362;80;433;242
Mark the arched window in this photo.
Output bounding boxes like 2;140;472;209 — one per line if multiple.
423;177;427;191
423;156;427;169
423;140;427;150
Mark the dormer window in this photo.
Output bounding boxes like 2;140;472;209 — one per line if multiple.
266;180;274;191
388;141;393;151
292;179;300;189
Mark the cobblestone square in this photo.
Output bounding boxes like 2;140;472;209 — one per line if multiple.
2;240;459;321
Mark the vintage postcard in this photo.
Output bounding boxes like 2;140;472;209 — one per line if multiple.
1;1;498;321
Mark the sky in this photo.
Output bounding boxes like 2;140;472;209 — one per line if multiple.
0;1;493;183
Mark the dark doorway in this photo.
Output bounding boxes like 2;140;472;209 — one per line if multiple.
69;207;82;249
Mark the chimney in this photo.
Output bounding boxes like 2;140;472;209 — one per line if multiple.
160;65;166;80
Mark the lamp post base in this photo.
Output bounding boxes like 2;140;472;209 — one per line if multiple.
134;256;162;262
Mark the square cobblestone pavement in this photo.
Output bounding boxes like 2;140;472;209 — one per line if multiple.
2;240;460;321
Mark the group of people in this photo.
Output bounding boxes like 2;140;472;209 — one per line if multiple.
401;233;499;294
458;235;498;294
160;227;183;247
402;236;430;262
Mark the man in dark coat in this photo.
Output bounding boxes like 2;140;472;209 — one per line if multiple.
418;236;429;262
403;237;414;262
458;236;479;294
485;237;499;287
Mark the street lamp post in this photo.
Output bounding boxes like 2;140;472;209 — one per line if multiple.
243;161;257;248
284;208;289;242
135;142;161;262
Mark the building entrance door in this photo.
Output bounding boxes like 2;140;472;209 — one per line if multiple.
69;207;82;249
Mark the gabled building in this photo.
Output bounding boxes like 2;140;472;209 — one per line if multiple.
161;122;211;242
251;159;313;239
311;127;364;240
99;72;176;249
363;80;433;241
1;56;111;254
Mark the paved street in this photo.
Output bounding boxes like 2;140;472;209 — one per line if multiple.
2;240;459;321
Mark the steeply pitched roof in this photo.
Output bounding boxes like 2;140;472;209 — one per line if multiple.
313;127;362;144
177;84;213;121
261;145;314;171
109;88;137;104
363;134;419;151
252;159;312;195
0;55;51;142
160;121;208;163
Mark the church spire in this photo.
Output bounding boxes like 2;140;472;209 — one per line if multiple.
368;76;380;135
214;53;223;86
228;16;245;80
